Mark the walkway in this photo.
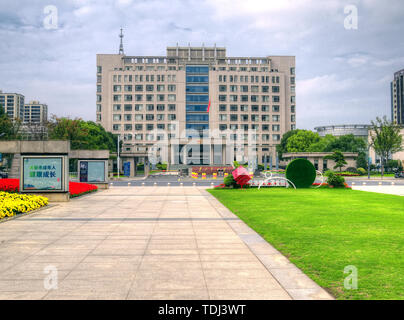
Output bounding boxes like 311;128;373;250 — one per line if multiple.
352;185;404;196
0;187;332;300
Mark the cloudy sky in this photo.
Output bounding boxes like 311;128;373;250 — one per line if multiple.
1;0;403;129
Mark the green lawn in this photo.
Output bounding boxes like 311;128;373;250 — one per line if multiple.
208;188;404;300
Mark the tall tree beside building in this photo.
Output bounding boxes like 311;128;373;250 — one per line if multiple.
0;104;21;140
286;130;321;152
369;116;403;177
47;116;117;152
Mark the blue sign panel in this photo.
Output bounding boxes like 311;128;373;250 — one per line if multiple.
124;162;130;177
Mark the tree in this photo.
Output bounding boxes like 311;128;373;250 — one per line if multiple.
0;104;21;140
286;130;321;152
307;134;337;152
369;116;403;177
324;134;367;153
324;150;347;172
47;116;117;152
356;151;368;169
276;129;300;159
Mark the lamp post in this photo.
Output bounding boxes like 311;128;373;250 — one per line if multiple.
117;135;120;178
367;145;371;180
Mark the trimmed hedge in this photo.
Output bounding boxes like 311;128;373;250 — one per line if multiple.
285;158;316;188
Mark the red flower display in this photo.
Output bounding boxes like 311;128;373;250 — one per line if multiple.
0;179;19;193
232;166;252;188
0;179;98;197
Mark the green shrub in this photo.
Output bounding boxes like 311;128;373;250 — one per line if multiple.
325;170;346;188
285;158;316;188
223;174;240;188
357;167;367;175
156;162;167;170
346;167;358;173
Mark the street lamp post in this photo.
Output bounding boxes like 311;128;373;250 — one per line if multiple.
367;145;371;180
117;135;120;178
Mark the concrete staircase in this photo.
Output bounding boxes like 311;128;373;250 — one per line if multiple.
9;153;21;179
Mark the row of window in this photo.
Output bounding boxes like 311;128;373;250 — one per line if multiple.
219;85;280;93
218;114;282;122
219;104;283;112
100;94;177;102
115;131;282;142
113;123;177;131
98;65;295;74
111;84;176;92
218;75;284;84
110;74;177;83
218;95;286;103
109;104;176;112
113;114;177;121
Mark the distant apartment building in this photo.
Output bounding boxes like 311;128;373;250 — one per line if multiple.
23;101;48;124
0;90;24;120
96;40;296;166
391;68;404;125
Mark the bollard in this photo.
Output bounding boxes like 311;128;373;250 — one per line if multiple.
193;182;196;186
392;182;395;185
180;183;183;186
128;182;131;186
378;182;382;185
362;182;366;185
168;182;171;186
142;182;145;186
211;182;214;187
154;182;157;186
352;182;355;186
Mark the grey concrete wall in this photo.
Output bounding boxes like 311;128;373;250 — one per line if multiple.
69;150;110;159
0;140;70;154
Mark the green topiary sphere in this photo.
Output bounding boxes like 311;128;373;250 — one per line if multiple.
285;158;316;188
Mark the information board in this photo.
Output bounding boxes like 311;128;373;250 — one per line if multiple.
23;157;63;191
80;161;106;182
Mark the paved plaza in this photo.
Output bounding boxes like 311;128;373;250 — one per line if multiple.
352;185;404;196
0;187;333;300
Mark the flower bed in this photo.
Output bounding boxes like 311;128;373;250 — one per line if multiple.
69;181;98;198
0;179;98;198
0;192;48;219
335;172;360;177
0;179;19;193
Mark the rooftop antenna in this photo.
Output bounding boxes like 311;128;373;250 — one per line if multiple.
119;27;124;55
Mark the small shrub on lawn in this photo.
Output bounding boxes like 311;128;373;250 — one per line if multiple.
325;170;346;188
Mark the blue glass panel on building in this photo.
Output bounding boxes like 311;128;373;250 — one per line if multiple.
186;76;209;83
186;114;209;122
186;105;208;112
186;123;209;130
186;86;209;93
186;66;209;74
186;95;209;102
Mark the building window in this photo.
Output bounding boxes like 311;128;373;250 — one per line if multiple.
219;104;226;112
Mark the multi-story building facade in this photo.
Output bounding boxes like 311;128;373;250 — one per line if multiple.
96;44;296;167
23;101;48;124
391;69;404;125
0;90;24;120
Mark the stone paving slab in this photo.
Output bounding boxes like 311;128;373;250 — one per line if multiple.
0;186;333;300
